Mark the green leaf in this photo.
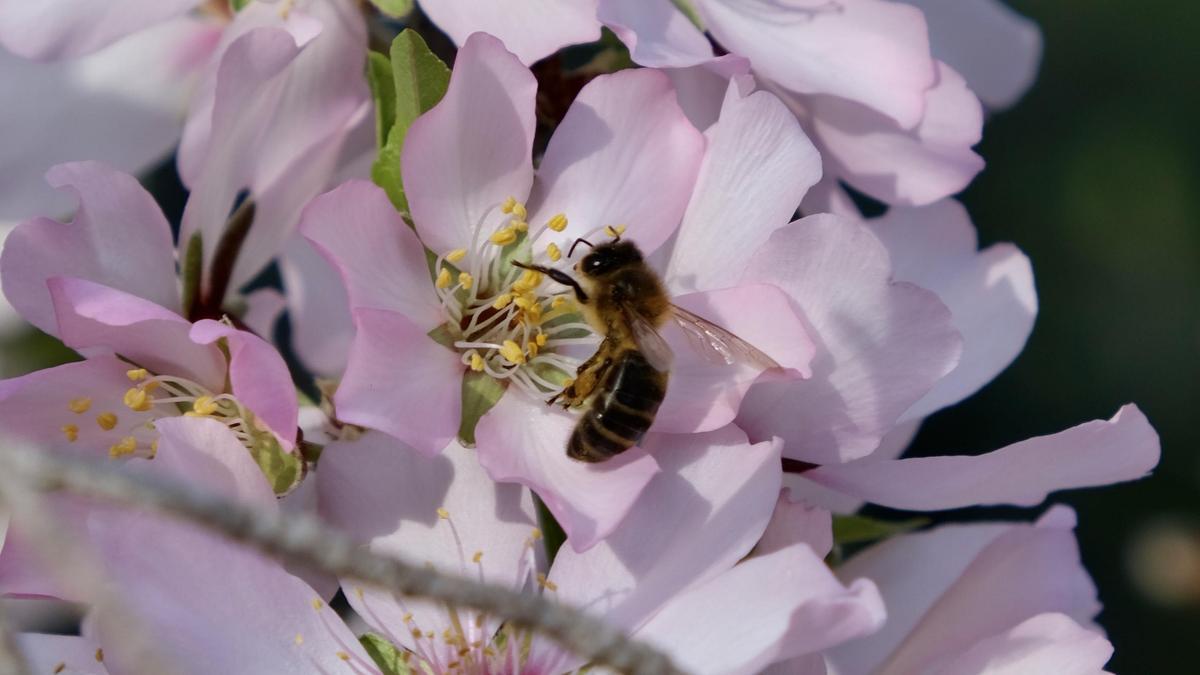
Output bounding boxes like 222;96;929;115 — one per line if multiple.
458;371;507;447
359;633;412;675
669;0;705;31
368;0;416;19
248;432;304;495
366;51;397;147
180;232;203;319
832;514;928;546
371;30;451;213
229;0;251;12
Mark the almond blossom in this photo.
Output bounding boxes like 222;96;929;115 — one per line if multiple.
300;32;827;548
317;424;885;674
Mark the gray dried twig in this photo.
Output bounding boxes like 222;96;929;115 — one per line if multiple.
0;443;685;675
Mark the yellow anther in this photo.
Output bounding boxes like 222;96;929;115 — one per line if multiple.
469;353;485;372
311;598;324;611
337;652;350;662
445;248;467;263
511;219;529;232
513;269;542;292
123;387;152;412
437;507;450;519
490;227;517;246
95;648;104;663
458;272;474;290
426;631;435;639
125;368;149;382
527;340;539;357
501;196;518;214
605;224;627;238
148;439;158;459
354;587;365;600
536;332;547;347
53;663;65;675
546;213;568;232
411;628;423;639
294;633;304;646
492;293;513;310
551;295;568;309
68;397;92;414
530;528;543;541
472;550;483;563
141;380;161;394
61;424;79;443
192;396;218;416
499;340;526;365
436;267;453;289
536;573;559;591
96;412;118;430
108;436;137;458
511;202;528;220
402;612;414;623
526;302;543;323
547;242;562;262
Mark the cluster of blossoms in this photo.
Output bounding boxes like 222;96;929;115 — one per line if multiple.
0;1;1160;674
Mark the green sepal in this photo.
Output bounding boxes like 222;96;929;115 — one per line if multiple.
457;370;507;447
427;323;458;349
832;514;928;546
180;232;203;319
534;495;567;564
359;633;412;675
371;30;451;213
367;0;416;19
249;432;304;495
366;51;397;147
229;0;251;12
669;0;706;31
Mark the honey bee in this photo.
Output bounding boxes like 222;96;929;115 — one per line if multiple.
513;236;780;462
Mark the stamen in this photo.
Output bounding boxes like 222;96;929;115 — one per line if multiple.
492;293;513;310
108;436;137;458
436;267;453;289
490;227;517;246
605;224;626;238
294;633;304;646
96;412;118;430
472;551;483;563
546;213;568;232
499;341;526;365
68;397;92;414
500;196;518;214
458;272;474;290
469;353;485;372
551;296;569;309
511;219;528;232
437;507;450;520
61;424;79;442
446;248;467;263
546;243;562;262
191;396;218;416
126;368;149;382
123;387;152;412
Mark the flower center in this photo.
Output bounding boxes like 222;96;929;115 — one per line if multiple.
431;198;601;401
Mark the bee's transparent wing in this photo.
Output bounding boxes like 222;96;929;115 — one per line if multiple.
622;304;675;372
670;303;782;370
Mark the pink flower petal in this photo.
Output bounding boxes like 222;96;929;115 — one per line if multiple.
474;392;661;551
783;420;921;513
762;654;828;675
636;544;886;674
806;405;1159;510
662;55;751;133
1;162;179;335
928;612;1112;675
758;489;833;559
868;200;1036;420
838;508;1101;675
529;68;704;257
299;180;444;331
654;284;813;433
336;308;462;456
280;236;354;378
809;62;984;206
737;215;962;464
544;426;780;633
402;32;536;256
239;287;286;340
48;278;225;391
318;433;541;663
0;0;202;59
190;320;299;449
420;0;601;65
16;633;107;674
598;0;713;68
700;0;936;128
0;356;155;459
148;416;279;507
905;0;1042;110
664;77;821;294
0;17;213;222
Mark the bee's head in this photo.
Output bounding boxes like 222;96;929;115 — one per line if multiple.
574;239;643;279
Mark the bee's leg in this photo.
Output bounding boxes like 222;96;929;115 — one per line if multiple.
549;342;613;408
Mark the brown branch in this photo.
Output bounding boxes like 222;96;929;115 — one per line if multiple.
0;443;685;675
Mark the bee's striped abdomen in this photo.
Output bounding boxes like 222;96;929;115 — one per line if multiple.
567;351;667;462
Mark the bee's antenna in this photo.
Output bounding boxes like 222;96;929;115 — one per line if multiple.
512;260;589;303
568;238;594;258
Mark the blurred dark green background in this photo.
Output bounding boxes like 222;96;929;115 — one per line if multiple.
2;1;1195;671
904;1;1200;671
